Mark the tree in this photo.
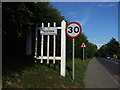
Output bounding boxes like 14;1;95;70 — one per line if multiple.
3;2;66;75
106;38;120;56
75;33;88;58
86;42;97;58
97;44;108;57
3;2;64;56
3;2;98;64
97;37;120;59
66;33;97;59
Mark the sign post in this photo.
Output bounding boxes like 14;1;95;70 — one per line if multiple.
73;38;75;80
83;47;84;62
81;42;86;62
34;21;66;77
66;22;82;80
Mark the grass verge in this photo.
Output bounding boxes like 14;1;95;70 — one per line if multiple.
2;58;90;88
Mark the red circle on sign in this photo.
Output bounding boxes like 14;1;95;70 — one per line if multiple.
66;22;82;38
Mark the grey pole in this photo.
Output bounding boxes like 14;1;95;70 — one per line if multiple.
73;38;75;80
83;47;84;62
35;24;38;57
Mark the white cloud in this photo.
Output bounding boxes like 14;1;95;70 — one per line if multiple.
65;12;79;17
75;17;88;26
65;12;79;19
75;8;92;26
88;38;97;42
67;12;78;16
102;36;111;42
92;38;97;41
67;11;89;26
96;44;103;49
80;17;89;26
97;4;116;8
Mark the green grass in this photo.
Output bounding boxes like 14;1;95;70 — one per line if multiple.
2;58;90;88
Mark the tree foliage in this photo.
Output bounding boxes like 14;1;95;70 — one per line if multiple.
3;2;97;61
97;38;120;59
3;2;64;56
66;33;97;59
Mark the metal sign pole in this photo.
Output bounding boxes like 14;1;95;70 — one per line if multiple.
83;47;84;62
73;38;75;80
65;22;82;80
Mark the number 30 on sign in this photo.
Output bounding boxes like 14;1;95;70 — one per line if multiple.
66;22;82;38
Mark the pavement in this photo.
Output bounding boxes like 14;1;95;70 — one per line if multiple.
84;57;119;88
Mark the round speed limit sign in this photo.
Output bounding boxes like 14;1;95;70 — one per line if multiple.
66;22;82;38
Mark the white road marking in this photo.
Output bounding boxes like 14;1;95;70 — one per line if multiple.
105;59;118;65
115;62;118;64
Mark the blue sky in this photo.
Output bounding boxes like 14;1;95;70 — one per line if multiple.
50;2;118;49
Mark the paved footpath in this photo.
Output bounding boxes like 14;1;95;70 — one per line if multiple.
84;57;119;88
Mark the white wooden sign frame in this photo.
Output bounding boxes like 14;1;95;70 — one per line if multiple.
34;20;66;77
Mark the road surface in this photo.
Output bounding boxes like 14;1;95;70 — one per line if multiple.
84;57;119;88
97;57;120;83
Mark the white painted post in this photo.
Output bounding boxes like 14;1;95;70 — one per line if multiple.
35;24;38;57
47;23;50;64
53;22;56;64
73;38;75;80
61;20;66;77
41;23;44;63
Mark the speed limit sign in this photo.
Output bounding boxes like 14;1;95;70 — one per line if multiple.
66;22;82;38
66;22;82;80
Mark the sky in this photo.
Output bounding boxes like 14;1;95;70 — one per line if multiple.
50;2;118;49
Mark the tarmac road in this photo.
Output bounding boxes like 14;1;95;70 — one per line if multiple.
97;57;120;83
84;57;119;88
